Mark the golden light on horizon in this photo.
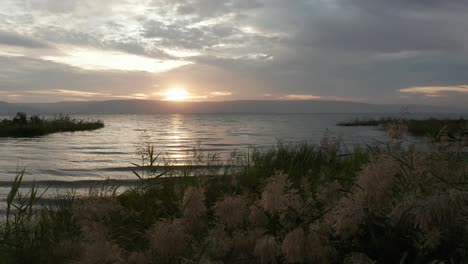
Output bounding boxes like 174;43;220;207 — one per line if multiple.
162;87;190;101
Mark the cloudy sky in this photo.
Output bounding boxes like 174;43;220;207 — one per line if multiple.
1;0;468;106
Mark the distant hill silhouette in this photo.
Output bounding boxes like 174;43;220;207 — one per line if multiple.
0;101;8;112
0;100;465;115
0;101;35;115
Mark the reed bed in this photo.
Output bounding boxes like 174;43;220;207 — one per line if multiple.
0;124;467;263
0;112;104;137
338;117;468;138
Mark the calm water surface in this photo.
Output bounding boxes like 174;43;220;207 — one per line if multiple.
0;113;459;203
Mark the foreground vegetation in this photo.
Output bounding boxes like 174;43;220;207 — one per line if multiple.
338;117;468;139
0;112;104;137
1;125;467;263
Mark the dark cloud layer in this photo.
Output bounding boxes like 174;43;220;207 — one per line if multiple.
0;0;467;106
0;30;49;48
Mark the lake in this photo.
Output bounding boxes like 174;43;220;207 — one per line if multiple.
0;113;461;204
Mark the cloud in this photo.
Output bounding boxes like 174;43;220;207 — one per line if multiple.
1;0;468;107
0;89;153;102
162;48;201;58
28;89;110;97
169;0;262;18
397;85;468;107
284;94;322;100
41;46;192;72
371;51;436;61
294;1;465;54
112;93;150;100
400;85;468;95
0;56;160;102
282;94;361;102
210;91;232;96
0;30;50;49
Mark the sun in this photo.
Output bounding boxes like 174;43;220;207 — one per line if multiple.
163;87;190;101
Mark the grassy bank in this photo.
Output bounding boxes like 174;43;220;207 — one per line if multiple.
1;132;468;263
338;117;468;137
0;112;104;137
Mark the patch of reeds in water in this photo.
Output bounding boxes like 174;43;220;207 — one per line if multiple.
0;112;104;137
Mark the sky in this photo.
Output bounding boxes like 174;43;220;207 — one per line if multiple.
0;0;468;106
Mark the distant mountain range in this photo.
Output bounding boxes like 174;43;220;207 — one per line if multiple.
0;100;466;115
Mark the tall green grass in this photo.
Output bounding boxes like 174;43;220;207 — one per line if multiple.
0;112;104;137
0;169;79;263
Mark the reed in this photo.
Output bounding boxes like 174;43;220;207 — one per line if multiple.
338;117;468;140
0;112;104;137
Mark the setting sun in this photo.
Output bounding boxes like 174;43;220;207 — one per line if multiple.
162;87;190;101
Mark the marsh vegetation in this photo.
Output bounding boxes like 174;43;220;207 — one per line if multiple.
338;117;468;138
0;123;467;263
0;112;104;137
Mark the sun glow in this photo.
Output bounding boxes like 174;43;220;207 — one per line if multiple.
161;87;190;101
41;45;192;73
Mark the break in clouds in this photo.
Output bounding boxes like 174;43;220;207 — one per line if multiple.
1;0;468;106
